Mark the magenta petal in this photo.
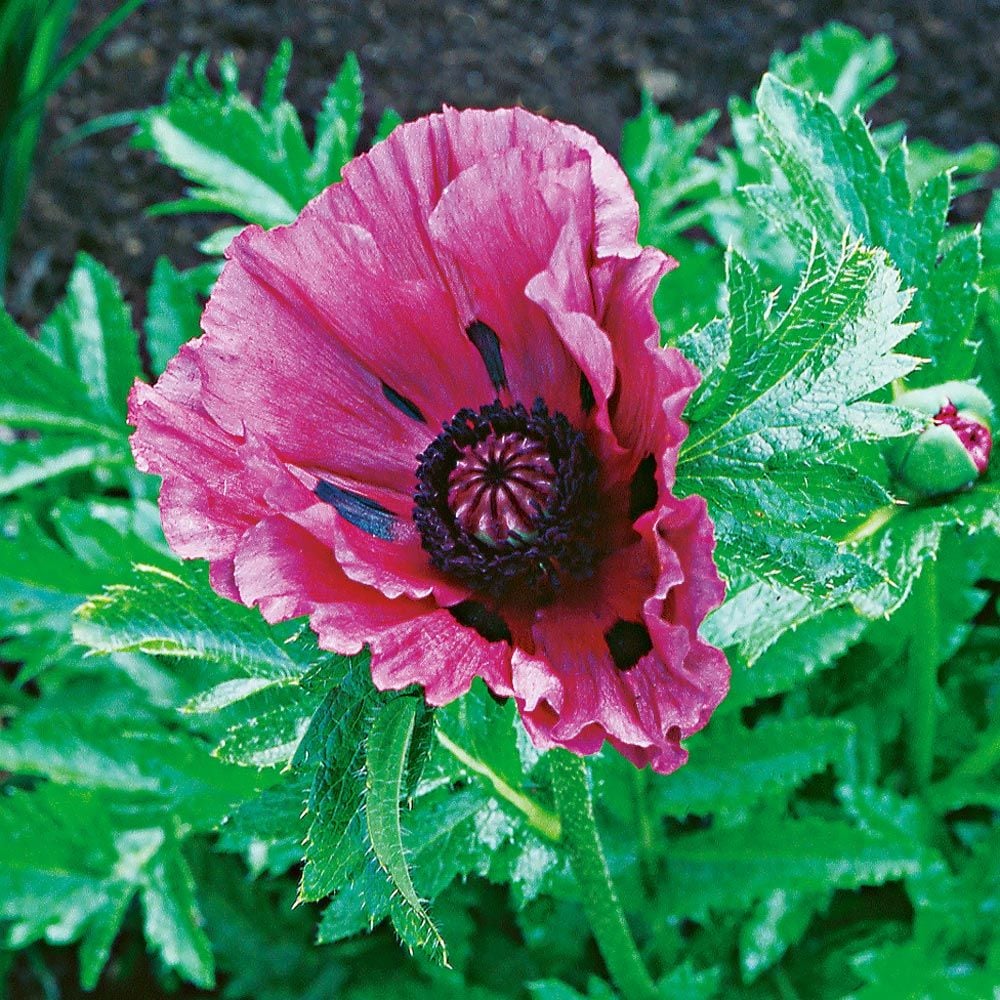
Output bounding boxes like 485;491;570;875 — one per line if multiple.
508;493;727;775
232;514;437;659
526;222;617;403
130;106;729;778
428;149;592;415
593;250;696;488
198;233;434;498
367;611;515;705
337;106;639;274
329;507;470;606
129;356;313;567
435;106;640;258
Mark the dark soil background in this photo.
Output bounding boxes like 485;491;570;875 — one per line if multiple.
8;0;999;329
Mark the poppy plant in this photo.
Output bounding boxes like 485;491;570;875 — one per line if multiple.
129;107;729;774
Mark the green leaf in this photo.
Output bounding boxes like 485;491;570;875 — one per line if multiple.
654;717;854;818
38;252;140;420
0;508;111;634
768;21;896;116
724;606;867;704
852;483;1000;617
905;138;999;197
140;838;215;989
0;785;120;949
374;107;403;143
677;239;920;596
701;579;821;667
0;436;127;496
135;45;367;229
144;257;219;375
74;562;308;679
620;97;719;247
365;696;447;964
0;784;221;991
134;49;311;227
739;889;830;984
850;942;997;999
192;851;345;1000
318;788;483;945
309;51;363;187
0;704;261;821
296;660;380;901
752;74;983;383
215;775;310;878
0;308;118;438
213;685;315;769
78;884;134;990
662;815;924;917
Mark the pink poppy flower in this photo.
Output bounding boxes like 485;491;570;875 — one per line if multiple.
129;107;729;774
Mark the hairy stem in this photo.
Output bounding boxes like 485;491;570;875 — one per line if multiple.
631;766;657;895
908;561;940;791
841;502;901;544
953;721;1000;780
435;728;561;842
549;750;659;1000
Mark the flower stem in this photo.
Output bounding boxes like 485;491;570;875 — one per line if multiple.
908;560;940;791
549;750;659;1000
841;502;902;544
435;728;562;842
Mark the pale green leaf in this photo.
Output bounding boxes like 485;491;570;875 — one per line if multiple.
38;252;140;420
144;257;219;375
309;51;363;187
365;696;447;964
0;309;118;438
74;563;307;679
678;239;920;596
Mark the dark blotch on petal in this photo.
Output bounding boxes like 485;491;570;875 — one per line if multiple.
580;372;596;414
449;600;513;644
315;481;396;541
605;620;653;671
467;320;508;392
381;381;426;423
628;454;658;521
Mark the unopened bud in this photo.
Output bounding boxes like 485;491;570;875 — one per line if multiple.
889;381;993;499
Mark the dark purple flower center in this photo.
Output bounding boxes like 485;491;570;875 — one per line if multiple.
935;401;992;473
448;432;556;546
414;399;599;603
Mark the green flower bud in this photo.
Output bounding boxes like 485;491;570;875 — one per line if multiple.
889;381;993;499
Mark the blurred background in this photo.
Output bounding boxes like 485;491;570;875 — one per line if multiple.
8;0;998;331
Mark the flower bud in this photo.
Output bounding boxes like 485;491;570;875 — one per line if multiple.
890;381;994;499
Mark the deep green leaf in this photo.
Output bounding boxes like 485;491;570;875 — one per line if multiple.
655;717;854;818
663;815;924;916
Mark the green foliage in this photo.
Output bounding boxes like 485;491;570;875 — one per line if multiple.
3;23;999;1000
144;257;219;375
0;0;145;291
134;41;367;231
676;238;920;597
